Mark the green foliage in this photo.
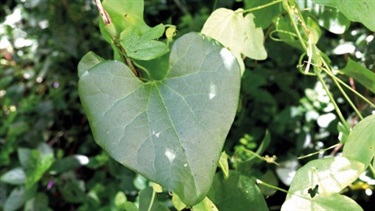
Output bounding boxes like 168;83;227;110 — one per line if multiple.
78;32;241;205
1;0;375;210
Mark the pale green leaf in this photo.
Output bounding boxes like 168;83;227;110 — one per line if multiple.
172;193;187;210
0;168;26;185
312;0;375;31
78;32;241;206
120;28;169;61
343;114;375;167
282;157;365;210
281;193;363;211
201;8;267;60
4;187;26;211
192;197;218;211
218;152;229;179
340;58;375;93
281;157;364;210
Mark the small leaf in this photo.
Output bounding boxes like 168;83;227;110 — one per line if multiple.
139;187;168;211
24;193;49;211
114;191;127;208
312;0;375;31
340;58;375;93
172;193;187;211
4;187;26;211
192;197;218;211
0;168;26;185
120;24;169;61
201;8;267;60
343;114;375;167
218;152;229;179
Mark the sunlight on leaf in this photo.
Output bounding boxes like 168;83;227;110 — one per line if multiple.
201;8;267;61
281;157;365;210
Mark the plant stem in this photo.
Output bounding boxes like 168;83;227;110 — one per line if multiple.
94;0;111;24
147;189;156;211
298;144;340;159
316;72;350;131
256;179;289;194
242;0;282;13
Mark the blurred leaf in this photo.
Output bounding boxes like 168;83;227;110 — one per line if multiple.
24;193;50;211
4;187;26;211
17;148;34;170
0;168;26;185
172;193;186;210
244;0;283;28
312;0;375;31
49;155;89;175
337;121;350;143
78;32;240;206
218;151;229;179
114;191;127;209
316;7;350;34
208;172;268;211
201;8;267;60
340;58;375;93
192;197;218;211
258;169;278;196
343;114;375;167
60;180;86;203
139;187;168;211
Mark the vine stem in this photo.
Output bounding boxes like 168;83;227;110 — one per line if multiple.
241;0;283;13
283;0;353;131
316;71;350;131
297;143;341;160
147;189;156;211
93;0;140;78
256;179;288;194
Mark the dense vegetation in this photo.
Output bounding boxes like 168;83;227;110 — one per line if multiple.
1;0;374;210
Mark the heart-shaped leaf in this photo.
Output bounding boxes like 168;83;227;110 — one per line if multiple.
78;32;241;205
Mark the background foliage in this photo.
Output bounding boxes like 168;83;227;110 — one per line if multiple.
0;0;374;210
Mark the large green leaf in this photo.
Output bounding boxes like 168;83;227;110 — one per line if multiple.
340;58;375;93
281;157;364;210
201;8;267;61
312;0;375;31
343;114;375;167
78;32;241;206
